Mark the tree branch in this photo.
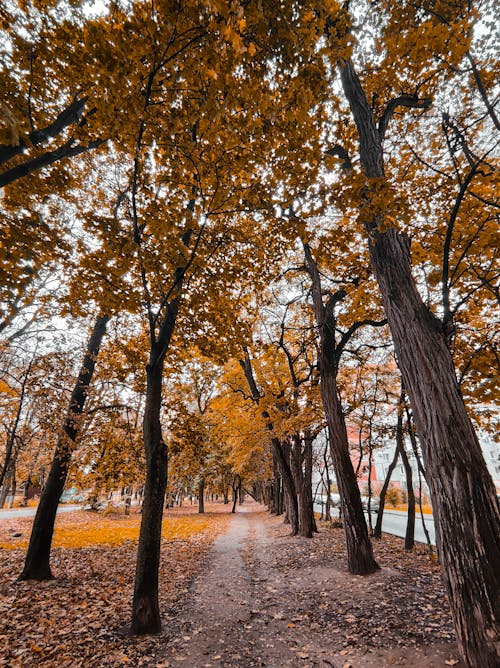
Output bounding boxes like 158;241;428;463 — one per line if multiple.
0;138;105;189
378;95;432;143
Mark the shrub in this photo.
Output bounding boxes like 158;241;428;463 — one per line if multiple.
385;484;401;507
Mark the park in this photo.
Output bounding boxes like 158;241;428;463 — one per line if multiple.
0;0;498;666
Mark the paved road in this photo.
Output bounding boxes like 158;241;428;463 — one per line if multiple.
3;502;436;545
314;502;436;545
0;504;81;520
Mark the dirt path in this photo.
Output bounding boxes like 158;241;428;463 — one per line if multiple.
159;503;462;668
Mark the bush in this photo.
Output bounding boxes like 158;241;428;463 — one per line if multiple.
385;484;401;508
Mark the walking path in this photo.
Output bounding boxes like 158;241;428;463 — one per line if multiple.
159;503;461;667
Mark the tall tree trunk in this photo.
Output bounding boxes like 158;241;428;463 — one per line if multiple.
131;363;168;635
130;272;182;634
339;59;500;666
304;244;379;574
19;314;109;581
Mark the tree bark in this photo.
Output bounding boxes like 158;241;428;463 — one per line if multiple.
339;58;500;666
19;314;109;581
304;244;379;574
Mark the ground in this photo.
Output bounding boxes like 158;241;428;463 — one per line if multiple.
0;502;462;667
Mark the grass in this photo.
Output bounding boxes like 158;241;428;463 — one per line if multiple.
0;505;230;550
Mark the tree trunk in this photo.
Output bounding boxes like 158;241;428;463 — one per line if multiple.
339;59;500;666
277;438;298;534
323;438;332;522
19;314;109;581
271;451;281;515
131;363;168;635
325;390;379;574
9;463;17;508
239;350;298;534
231;476;240;513
198;478;205;514
0;359;33;490
373;445;399;539
0;467;12;508
400;443;415;551
290;434;315;537
304;243;379;574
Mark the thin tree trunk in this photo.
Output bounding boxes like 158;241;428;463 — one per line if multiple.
198;478;205;514
9;462;17;508
231;476;240;513
0;359;33;490
400;442;415;551
416;447;434;558
407;416;434;557
373;445;400;539
19;314;109;581
323;437;332;521
366;425;374;535
304;244;379;574
339;58;500;666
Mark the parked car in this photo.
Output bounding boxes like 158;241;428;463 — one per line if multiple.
60;488;86;503
329;493;341;507
313;493;342;508
361;496;380;512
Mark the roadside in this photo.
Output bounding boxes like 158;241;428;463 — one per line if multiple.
0;504;81;520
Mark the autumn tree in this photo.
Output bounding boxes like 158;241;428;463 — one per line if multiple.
58;0;330;634
313;1;500;663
